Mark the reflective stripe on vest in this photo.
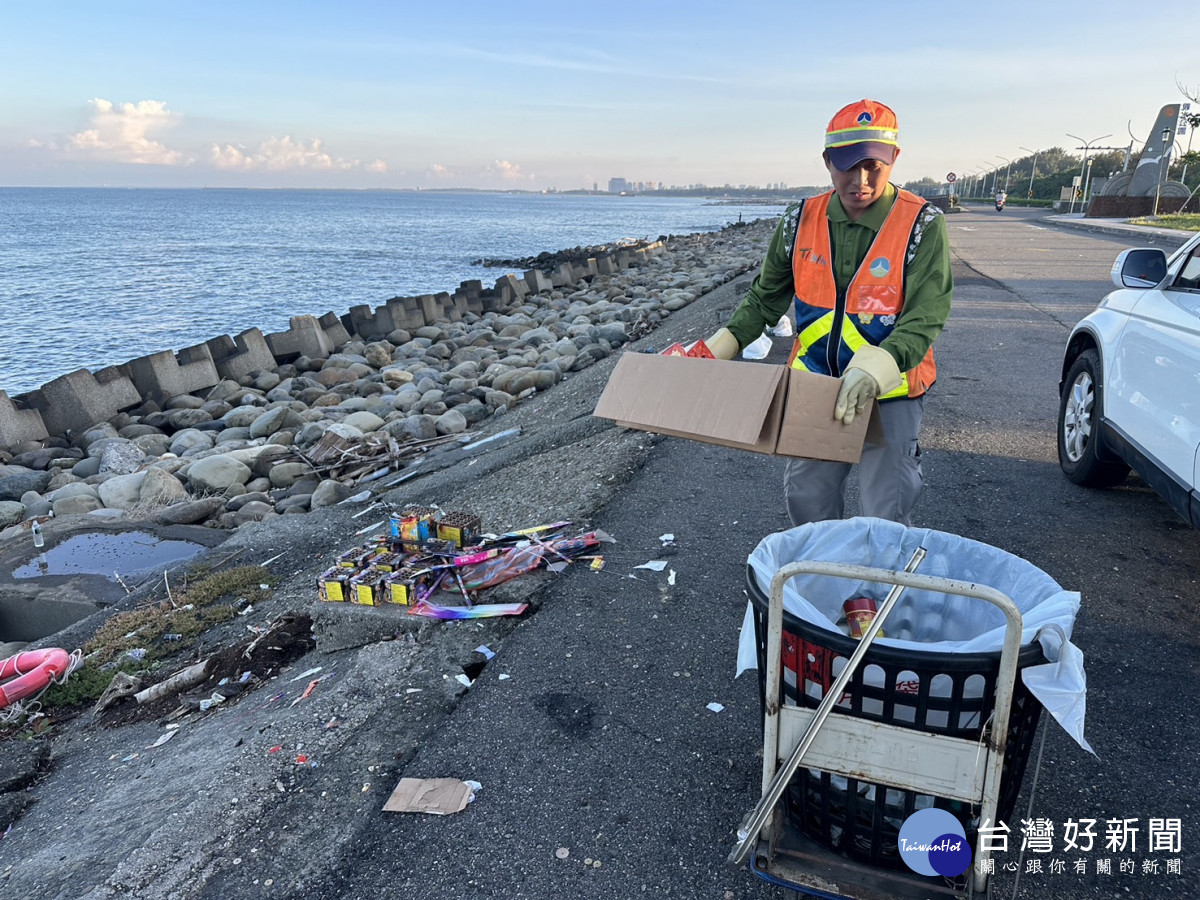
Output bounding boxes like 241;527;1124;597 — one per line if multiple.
788;189;937;400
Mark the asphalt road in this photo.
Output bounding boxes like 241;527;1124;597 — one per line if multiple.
290;208;1200;899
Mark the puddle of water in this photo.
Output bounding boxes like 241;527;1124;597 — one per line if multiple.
13;531;207;581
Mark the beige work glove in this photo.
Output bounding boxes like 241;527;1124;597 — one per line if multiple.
704;327;739;361
834;345;902;425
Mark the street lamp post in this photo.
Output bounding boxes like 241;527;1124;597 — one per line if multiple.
1066;132;1112;214
1020;146;1039;199
1153;126;1172;216
996;156;1012;193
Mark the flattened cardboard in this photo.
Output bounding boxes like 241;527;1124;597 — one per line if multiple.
383;777;474;815
775;368;884;462
594;354;786;453
593;353;882;464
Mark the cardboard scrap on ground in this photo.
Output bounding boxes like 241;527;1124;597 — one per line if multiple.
384;777;477;815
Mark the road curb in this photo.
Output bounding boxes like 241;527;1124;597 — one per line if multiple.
1040;215;1194;248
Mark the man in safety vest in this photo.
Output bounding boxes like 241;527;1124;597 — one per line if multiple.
704;98;952;527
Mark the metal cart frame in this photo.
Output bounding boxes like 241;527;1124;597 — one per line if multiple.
733;558;1027;899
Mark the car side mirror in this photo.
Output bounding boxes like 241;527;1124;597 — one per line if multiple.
1112;248;1167;288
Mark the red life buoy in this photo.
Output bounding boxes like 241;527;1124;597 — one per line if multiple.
0;648;72;710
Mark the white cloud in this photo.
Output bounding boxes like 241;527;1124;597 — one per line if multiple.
210;135;384;174
485;159;532;181
67;98;186;165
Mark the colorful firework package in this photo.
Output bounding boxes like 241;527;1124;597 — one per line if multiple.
318;506;612;619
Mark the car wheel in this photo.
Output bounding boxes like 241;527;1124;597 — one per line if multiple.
1058;348;1131;487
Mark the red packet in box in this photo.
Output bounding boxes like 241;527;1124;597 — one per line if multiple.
660;340;714;358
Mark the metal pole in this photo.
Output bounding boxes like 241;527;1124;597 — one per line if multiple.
1154;126;1171;216
1182;116;1195;187
1020;146;1038;199
996;156;1012;192
1066;132;1113;215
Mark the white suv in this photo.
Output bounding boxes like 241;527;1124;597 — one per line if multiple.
1057;230;1200;529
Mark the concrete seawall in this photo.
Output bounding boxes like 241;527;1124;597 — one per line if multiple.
0;241;666;448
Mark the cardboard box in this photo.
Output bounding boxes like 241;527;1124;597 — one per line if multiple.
592;353;883;463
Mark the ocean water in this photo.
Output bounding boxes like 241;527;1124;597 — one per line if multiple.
0;188;782;397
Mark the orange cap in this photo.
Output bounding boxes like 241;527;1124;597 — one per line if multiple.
824;99;900;171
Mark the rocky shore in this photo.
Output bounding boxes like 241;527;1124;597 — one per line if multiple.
0;221;774;544
0;213;786;900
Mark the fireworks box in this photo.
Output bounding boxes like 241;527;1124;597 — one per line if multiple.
349;567;390;606
318;566;351;602
390;507;441;550
437;511;481;549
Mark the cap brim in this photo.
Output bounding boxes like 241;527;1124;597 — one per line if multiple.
826;142;898;172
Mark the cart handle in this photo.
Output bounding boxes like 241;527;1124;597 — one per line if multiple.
729;557;1025;900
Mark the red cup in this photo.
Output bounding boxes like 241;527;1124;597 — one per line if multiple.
843;597;882;640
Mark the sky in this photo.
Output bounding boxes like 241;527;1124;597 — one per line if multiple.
1;1;1196;192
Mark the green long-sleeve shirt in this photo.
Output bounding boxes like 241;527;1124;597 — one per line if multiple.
726;183;953;374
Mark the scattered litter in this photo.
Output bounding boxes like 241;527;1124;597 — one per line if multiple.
380;468;421;489
354;519;387;536
268;745;283;754
498;674;510;681
146;731;177;749
290;679;321;707
460;427;521;452
339;490;374;505
296;754;308;765
555;847;570;860
121;753;138;763
547;561;569;574
405;688;423;694
290;666;323;683
474;645;496;660
707;702;725;713
408;601;529;620
588;557;606;571
384;777;480;815
634;560;669;572
659;533;675;545
125;648;147;661
454;674;473;688
350;501;384;519
668;570;677;586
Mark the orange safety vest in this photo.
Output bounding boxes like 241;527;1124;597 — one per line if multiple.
787;189;937;400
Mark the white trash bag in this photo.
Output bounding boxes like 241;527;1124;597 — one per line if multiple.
735;517;1093;754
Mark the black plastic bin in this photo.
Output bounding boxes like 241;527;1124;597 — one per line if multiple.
747;563;1046;872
